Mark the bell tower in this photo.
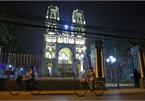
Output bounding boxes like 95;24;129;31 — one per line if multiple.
42;6;88;77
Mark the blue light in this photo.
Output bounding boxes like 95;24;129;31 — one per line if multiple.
9;65;12;68
64;25;68;29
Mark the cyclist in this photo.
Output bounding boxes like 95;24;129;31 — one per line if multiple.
86;67;96;93
23;66;35;91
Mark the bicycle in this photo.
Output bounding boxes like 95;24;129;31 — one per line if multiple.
8;75;42;95
74;77;105;97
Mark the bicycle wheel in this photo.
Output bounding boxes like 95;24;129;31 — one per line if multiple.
30;82;42;95
74;82;88;97
94;82;104;96
9;83;22;95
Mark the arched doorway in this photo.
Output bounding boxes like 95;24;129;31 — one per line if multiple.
46;63;53;76
58;48;73;77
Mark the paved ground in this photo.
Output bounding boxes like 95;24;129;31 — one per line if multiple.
0;88;145;100
0;77;135;91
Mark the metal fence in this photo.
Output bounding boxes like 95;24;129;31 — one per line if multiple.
104;51;135;88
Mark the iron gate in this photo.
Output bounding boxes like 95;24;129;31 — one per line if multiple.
105;51;135;88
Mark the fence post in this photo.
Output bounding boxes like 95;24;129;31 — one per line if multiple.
131;45;145;88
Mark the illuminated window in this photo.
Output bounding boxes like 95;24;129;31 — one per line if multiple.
68;38;74;44
45;52;49;58
48;53;52;58
52;37;56;42
58;37;63;43
46;37;52;42
64;37;68;43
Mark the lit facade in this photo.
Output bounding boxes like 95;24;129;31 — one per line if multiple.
41;5;87;77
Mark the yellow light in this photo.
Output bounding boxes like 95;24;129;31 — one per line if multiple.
49;32;55;35
46;38;52;42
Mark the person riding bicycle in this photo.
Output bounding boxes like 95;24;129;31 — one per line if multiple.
86;67;96;92
23;66;35;91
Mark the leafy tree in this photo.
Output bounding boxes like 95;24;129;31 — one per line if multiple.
0;5;27;54
104;34;145;57
0;6;13;43
122;34;145;51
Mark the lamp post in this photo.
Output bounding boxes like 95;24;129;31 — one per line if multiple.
20;68;23;75
106;55;119;88
58;53;68;79
48;46;53;77
106;56;116;83
114;48;119;88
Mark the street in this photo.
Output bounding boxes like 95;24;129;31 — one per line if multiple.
0;88;145;100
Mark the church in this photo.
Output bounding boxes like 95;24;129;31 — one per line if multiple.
41;5;88;77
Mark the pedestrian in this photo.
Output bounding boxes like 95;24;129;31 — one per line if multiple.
48;68;50;76
133;69;141;88
23;66;35;91
86;67;96;93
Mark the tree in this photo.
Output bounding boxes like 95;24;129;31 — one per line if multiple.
0;6;13;43
104;34;145;57
122;34;145;52
0;5;27;54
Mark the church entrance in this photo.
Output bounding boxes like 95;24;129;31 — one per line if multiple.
46;63;53;76
58;48;73;78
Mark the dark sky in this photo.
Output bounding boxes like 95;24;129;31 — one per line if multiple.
1;1;145;55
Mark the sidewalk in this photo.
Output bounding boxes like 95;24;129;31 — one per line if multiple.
40;88;145;95
0;88;145;100
0;78;137;91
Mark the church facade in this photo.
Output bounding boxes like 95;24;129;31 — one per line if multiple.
41;5;87;77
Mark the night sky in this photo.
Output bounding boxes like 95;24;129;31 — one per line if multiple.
1;1;145;55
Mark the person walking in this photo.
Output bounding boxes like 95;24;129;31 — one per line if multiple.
133;69;141;88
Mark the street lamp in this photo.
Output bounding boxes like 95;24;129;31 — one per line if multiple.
48;47;53;77
58;53;68;79
106;56;116;83
20;68;23;75
106;55;119;88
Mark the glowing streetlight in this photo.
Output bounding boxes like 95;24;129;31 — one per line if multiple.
106;56;116;63
106;55;116;83
58;53;68;79
106;58;110;62
109;56;113;60
9;65;12;68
